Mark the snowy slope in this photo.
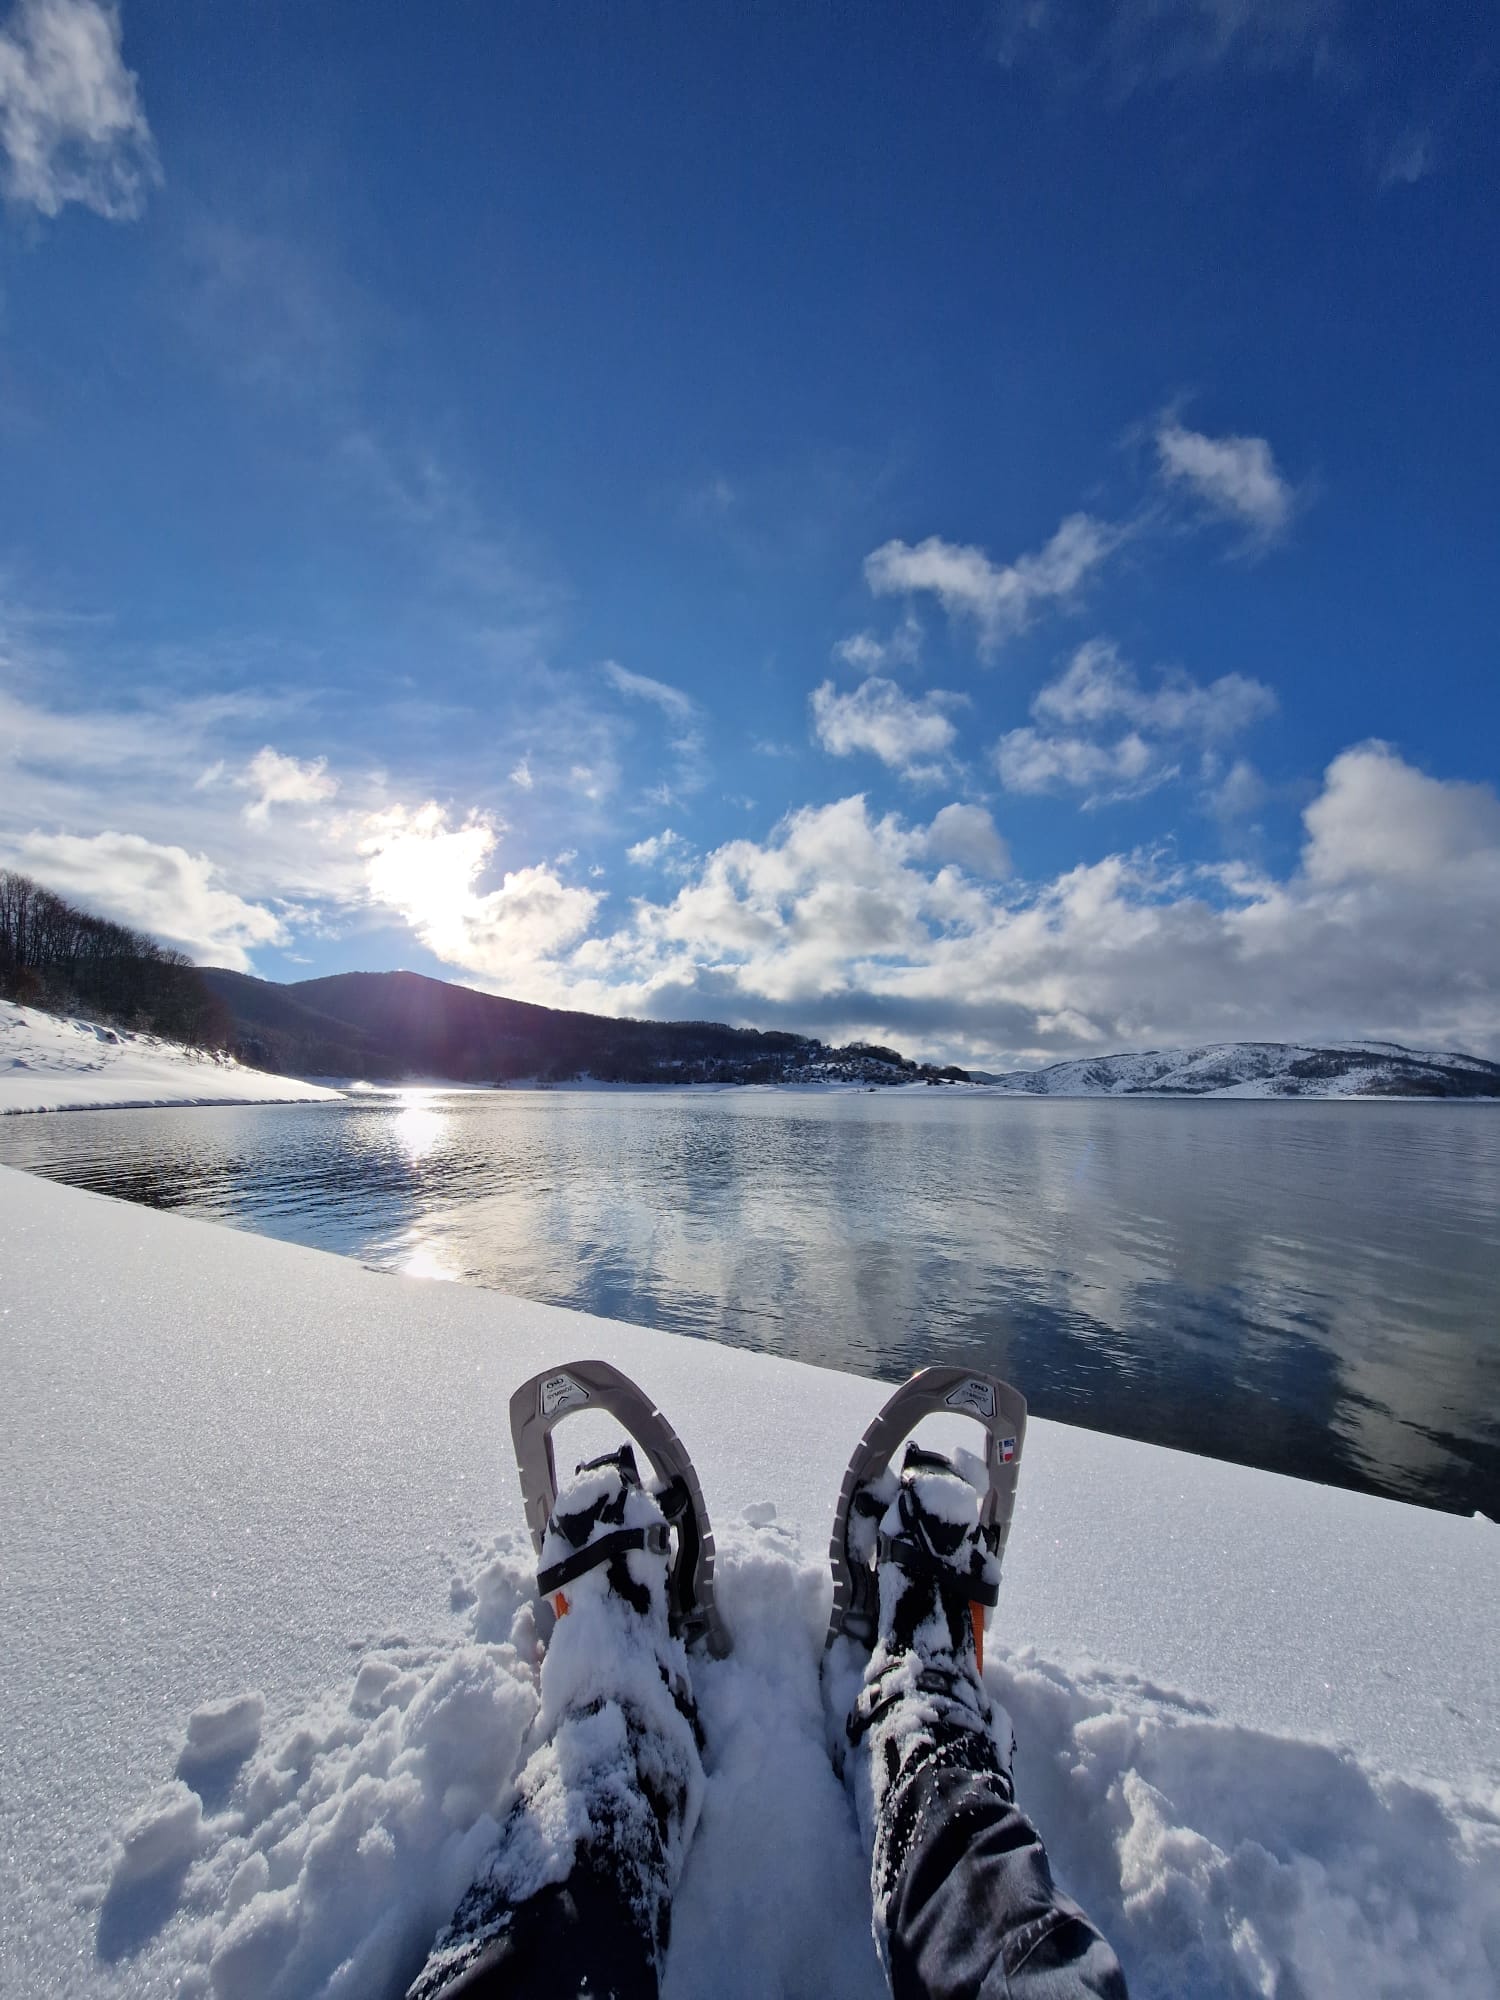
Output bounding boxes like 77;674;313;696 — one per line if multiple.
0;1001;345;1113
2;1166;1496;1999
986;1039;1500;1099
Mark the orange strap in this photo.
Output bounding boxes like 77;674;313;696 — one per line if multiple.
971;1601;985;1673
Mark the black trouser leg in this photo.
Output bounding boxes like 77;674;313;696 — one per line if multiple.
415;1852;660;2000
881;1754;1127;2000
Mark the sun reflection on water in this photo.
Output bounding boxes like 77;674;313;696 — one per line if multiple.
393;1091;449;1161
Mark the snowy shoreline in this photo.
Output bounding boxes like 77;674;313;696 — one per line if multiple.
9;1001;1499;1116
3;1165;1496;1997
0;1001;344;1115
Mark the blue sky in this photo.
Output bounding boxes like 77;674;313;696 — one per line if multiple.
2;0;1497;1066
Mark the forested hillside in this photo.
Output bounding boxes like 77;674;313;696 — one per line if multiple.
0;871;229;1048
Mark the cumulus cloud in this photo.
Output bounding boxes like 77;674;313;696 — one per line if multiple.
1301;741;1500;887
831;616;923;674
626;828;690;870
15;829;286;969
0;0;160;219
918;803;1011;879
554;747;1500;1066
1156;420;1297;544
811;676;966;783
864;513;1121;659
359;802;601;983
1033;639;1276;739
995;640;1274;803
995;726;1162;799
238;747;339;824
1201;754;1267;820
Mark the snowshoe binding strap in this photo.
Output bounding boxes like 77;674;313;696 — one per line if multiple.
509;1360;731;1658
825;1366;1027;1650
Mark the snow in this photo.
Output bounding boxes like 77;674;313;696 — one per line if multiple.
2;1164;1497;1998
987;1040;1500;1099
0;1001;344;1114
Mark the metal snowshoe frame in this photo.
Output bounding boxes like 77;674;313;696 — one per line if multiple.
825;1365;1027;1650
509;1359;731;1658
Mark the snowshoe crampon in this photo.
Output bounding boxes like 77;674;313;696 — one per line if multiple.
510;1359;731;1658
826;1365;1027;1654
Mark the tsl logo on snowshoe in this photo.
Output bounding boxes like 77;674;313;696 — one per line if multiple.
541;1372;591;1417
944;1379;996;1420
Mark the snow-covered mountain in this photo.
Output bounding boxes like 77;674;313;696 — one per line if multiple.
983;1040;1500;1099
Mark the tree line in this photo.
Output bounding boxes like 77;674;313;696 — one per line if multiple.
0;869;231;1047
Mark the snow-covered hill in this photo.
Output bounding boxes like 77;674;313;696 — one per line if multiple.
2;1166;1495;1999
0;1001;345;1114
985;1040;1500;1099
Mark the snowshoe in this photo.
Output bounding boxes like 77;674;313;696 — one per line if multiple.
407;1397;710;1999
509;1358;731;1658
825;1364;1026;1657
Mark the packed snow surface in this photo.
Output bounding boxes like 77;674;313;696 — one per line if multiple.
2;1166;1496;1998
0;1001;344;1113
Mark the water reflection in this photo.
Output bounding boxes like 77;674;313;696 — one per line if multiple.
2;1093;1496;1515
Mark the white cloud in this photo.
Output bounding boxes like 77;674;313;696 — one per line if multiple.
359;802;601;983
995;726;1162;799
811;676;966;783
626;828;686;867
1200;755;1266;820
602;660;697;721
0;0;159;219
832;615;923;674
1156;420;1296;543
238;746;339;824
1301;741;1500;887
919;802;1011;879
864;513;1120;658
1033;638;1276;739
544;748;1500;1067
509;757;534;790
993;1;1341;91
1378;126;1431;191
995;640;1272;804
15;829;286;969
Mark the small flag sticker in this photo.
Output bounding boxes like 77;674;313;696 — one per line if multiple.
1001;1436;1017;1463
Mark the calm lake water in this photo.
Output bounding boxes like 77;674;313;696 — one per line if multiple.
3;1090;1497;1516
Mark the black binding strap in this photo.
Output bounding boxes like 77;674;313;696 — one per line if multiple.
876;1529;1000;1608
537;1523;670;1598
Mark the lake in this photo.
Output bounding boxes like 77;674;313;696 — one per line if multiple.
3;1089;1496;1516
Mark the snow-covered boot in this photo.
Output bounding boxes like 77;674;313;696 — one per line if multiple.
844;1446;1013;1934
406;1445;704;2000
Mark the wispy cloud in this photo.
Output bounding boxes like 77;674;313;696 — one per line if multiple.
238;747;339;825
992;0;1343;94
864;513;1122;660
0;0;159;219
1377;125;1432;190
602;660;698;721
811;676;967;785
602;661;709;805
1155;419;1298;546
